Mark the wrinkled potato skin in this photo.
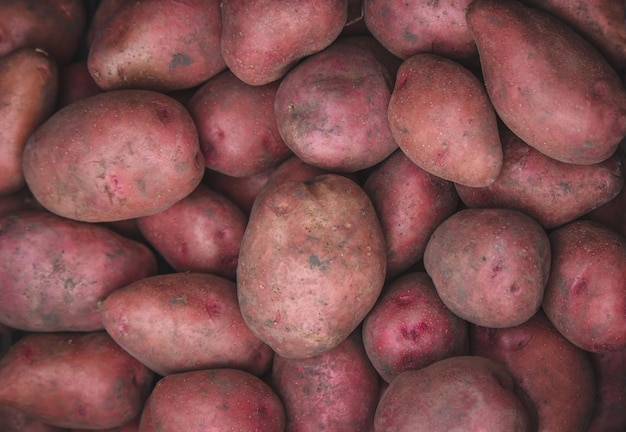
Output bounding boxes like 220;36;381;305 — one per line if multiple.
101;272;274;377
0;332;154;430
237;174;387;359
22;90;204;223
589;349;626;431
0;211;158;332
470;311;596;432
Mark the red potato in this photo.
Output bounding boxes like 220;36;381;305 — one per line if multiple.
466;0;626;165
72;415;140;432
22;89;205;223
374;356;537;431
136;183;247;280
362;272;469;383
455;126;624;229
0;0;86;65
0;332;154;430
0;404;67;432
137;394;155;432
423;208;551;328
149;368;285;431
542;220;626;352
0;188;45;216
204;166;274;216
0;48;58;196
589;349;626;432
220;0;348;86
388;53;503;187
187;70;291;177
363;149;459;278
101;272;274;377
56;61;103;109
237;174;387;359
271;332;380;431
88;0;226;92
470;310;597;432
0;210;158;332
585;152;626;236
86;0;127;48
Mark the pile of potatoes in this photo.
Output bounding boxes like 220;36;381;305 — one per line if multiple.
0;0;625;430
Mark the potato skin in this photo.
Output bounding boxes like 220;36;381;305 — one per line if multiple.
0;211;158;332
423;208;551;328
101;272;274;377
0;332;154;430
0;404;66;432
237;174;387;359
589;349;626;432
22;89;204;222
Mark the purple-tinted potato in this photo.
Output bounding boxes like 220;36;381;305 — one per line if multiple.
589;349;626;432
423;208;551;328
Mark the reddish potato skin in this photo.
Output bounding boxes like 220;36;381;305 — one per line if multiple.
237;174;387;359
589;349;626;432
204;166;274;216
271;332;380;431
470;311;597;432
101;272;274;377
0;0;86;65
0;332;154;430
466;0;626;165
455;127;624;229
0;48;58;196
72;415;140;431
220;0;348;86
150;368;285;431
363;149;459;278
188;70;291;177
0;404;67;432
22;90;204;223
423;208;551;328
0;211;158;332
136;183;247;280
374;356;535;431
57;61;103;109
542;220;626;352
362;272;469;383
388;53;503;187
86;0;127;48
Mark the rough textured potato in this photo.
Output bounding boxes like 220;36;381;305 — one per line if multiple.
455;126;624;229
362;272;468;383
0;210;158;332
374;356;536;431
101;272;274;377
271;332;380;431
543;219;626;352
220;0;348;85
237;174;386;359
88;0;226;91
589;349;626;432
149;368;285;431
471;310;597;432
466;0;626;165
0;332;154;430
388;53;503;187
423;208;551;328
22;89;204;223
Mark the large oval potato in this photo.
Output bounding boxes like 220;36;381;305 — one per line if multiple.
22;89;204;222
237;174;386;359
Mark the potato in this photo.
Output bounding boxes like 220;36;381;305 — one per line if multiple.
204;166;274;216
22;89;204;223
466;0;626;165
0;404;66;432
187;70;291;177
271;332;380;431
542;220;626;352
388;53;503;187
455;126;624;229
584;152;626;236
423;208;551;328
136;183;247;280
0;187;44;216
363;149;459;278
363;0;477;61
0;331;154;430
0;210;158;332
0;48;58;196
72;415;140;432
589;349;626;432
86;0;127;48
274;36;398;172
0;0;86;65
362;272;469;383
374;355;537;431
88;0;226;92
57;61;103;109
149;368;285;431
100;272;274;377
220;0;348;86
470;310;596;432
237;174;386;359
